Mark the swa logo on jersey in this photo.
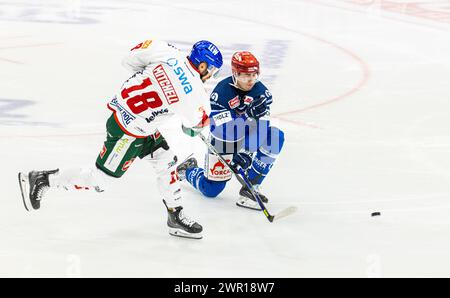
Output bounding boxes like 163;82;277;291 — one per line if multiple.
166;58;193;94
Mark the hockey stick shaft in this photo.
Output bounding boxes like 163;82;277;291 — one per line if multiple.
197;132;275;222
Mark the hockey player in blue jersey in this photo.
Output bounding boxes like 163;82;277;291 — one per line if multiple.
179;51;285;210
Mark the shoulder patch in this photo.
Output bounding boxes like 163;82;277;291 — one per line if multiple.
141;40;153;49
130;39;153;51
210;92;219;102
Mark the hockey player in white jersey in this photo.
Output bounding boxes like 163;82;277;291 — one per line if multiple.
18;40;223;239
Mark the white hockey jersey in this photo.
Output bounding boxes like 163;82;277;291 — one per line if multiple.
107;40;210;138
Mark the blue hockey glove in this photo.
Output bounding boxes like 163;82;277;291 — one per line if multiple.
231;152;253;170
246;96;269;120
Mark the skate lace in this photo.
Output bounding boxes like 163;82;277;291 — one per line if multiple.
178;210;196;227
36;185;49;201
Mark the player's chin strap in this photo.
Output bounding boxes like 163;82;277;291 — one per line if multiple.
197;132;297;223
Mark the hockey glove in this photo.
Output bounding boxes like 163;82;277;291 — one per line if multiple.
181;108;210;137
246;96;269;120
231;152;253;171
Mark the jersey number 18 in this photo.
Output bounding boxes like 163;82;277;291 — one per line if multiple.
121;78;163;114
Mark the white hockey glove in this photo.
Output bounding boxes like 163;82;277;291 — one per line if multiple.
181;109;210;137
181;125;203;137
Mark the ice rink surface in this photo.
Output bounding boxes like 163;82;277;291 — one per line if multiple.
1;0;450;277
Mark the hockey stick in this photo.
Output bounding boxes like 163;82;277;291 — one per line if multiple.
197;132;297;223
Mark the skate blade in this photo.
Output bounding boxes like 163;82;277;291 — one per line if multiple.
236;197;262;211
18;172;32;212
168;228;203;240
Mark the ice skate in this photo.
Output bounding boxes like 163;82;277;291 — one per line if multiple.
18;169;59;211
163;200;203;239
176;156;198;181
236;185;269;211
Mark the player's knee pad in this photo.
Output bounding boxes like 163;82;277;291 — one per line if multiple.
199;178;227;198
186;166;227;198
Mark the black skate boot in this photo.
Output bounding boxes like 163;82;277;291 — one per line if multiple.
236;185;269;211
18;169;59;211
163;200;203;239
176;156;198;181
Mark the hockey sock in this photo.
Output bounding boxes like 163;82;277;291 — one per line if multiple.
247;126;285;186
186;167;205;190
247;149;276;185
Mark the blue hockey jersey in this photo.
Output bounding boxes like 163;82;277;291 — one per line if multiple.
209;77;273;143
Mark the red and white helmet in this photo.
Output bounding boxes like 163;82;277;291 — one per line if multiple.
231;51;260;75
231;51;260;90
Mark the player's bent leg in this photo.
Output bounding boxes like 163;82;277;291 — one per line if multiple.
48;167;117;191
140;133;203;239
237;127;285;210
185;166;227;198
177;156;226;197
198;176;227;198
248;126;285;186
54;116;147;190
183;150;231;198
18;167;115;212
141;140;182;208
18;115;144;212
200;178;227;198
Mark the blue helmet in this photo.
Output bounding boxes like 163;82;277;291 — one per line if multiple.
189;40;223;70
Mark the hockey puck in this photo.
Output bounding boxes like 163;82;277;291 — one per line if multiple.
371;212;381;217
